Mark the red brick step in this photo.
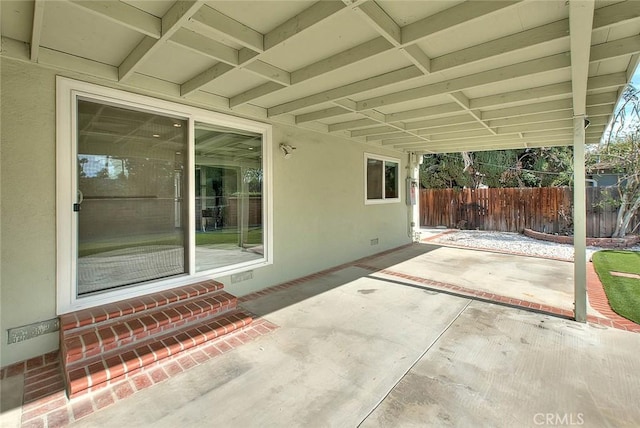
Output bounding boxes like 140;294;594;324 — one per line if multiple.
61;291;237;365
59;281;253;398
59;280;224;331
64;309;253;397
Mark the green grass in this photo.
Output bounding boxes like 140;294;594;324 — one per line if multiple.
195;229;262;246
592;250;640;324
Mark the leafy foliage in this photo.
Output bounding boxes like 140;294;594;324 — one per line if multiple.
586;91;640;238
419;147;574;190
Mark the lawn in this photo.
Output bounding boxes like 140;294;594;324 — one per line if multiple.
592;250;640;324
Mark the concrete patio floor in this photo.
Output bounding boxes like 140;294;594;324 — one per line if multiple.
59;244;640;427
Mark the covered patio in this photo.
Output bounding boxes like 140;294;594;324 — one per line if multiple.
2;0;640;413
3;0;637;320
3;243;639;426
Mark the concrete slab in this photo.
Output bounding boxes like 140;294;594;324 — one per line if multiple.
54;248;639;427
361;244;575;311
70;266;471;427
361;301;640;428
0;374;24;428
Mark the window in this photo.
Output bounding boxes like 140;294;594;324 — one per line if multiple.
365;154;400;204
56;77;272;312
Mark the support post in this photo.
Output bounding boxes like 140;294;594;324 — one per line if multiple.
573;115;588;322
408;152;420;241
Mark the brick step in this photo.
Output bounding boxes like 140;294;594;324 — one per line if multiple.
64;309;254;397
61;291;237;365
59;280;225;331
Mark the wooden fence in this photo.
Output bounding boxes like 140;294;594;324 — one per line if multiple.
420;187;640;238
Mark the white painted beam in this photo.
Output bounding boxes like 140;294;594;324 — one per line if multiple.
401;1;521;45
169;28;238;65
69;0;161;38
367;131;408;142
431;19;569;73
394;133;537;148
119;1;204;81
332;99;432;143
264;1;346;51
358;53;571;111
471;73;625;109
497;119;573;134
291;37;392;84
405;114;486;131
420;129;494;142
471;82;573;109
488;111;573;128
402;45;431;74
232;37;393;108
351;1;435;74
354;1;401;45
449;91;496;135
234;0;638;110
495;116;607;134
189;5;264;52
425;2;632;75
570;0;595;117
296;107;352;124
481;99;574;120
416;122;487;137
230;82;286;108
183;1;345;100
243;61;291;86
329;118;378;132
386;103;463;122
30;0;45;62
590;35;640;63
592;0;640;29
268;66;422;117
351;125;403;138
181;63;235;96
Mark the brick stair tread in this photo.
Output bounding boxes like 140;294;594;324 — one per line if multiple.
62;291;237;364
65;309;253;396
60;280;225;331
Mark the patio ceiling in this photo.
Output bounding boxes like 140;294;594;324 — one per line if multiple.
2;0;640;153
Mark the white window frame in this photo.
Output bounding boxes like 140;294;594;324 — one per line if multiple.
56;77;273;314
364;153;401;205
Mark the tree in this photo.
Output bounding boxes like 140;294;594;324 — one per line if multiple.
587;86;640;237
419;147;573;189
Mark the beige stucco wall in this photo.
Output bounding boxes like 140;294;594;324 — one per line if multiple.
1;60;59;365
0;59;411;366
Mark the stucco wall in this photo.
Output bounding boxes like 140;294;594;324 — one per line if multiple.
0;59;411;366
1;60;59;365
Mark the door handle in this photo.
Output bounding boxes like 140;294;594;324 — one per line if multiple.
74;190;83;212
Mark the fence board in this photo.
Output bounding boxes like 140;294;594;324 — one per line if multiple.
419;186;639;237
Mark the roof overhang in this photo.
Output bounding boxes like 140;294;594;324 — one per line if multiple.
2;0;640;153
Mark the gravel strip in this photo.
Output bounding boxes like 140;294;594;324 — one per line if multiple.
425;229;640;261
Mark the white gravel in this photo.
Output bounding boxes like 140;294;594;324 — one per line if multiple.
424;229;640;261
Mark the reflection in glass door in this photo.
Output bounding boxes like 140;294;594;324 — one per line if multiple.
76;99;188;295
194;122;264;272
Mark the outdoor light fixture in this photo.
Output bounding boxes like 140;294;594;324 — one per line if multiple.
584;118;590;129
279;143;296;159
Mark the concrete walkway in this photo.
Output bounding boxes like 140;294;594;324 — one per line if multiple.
3;242;639;427
64;245;639;427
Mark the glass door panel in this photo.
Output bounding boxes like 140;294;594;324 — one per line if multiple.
194;122;264;272
76;99;188;295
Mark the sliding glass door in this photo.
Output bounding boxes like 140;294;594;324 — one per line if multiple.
57;77;272;312
76;99;188;295
194;123;264;272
